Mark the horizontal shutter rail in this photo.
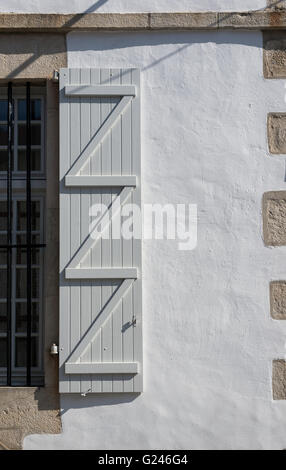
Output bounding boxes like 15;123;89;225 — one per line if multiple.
65;362;138;374
65;268;138;279
65;85;136;96
65;175;137;187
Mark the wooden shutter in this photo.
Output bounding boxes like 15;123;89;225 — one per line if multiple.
59;68;142;393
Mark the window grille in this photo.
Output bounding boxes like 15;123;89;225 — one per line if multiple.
0;83;46;386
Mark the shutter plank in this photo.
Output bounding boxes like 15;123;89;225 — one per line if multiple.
100;68;113;393
79;68;92;394
121;69;135;393
131;69;143;393
59;68;71;393
69;68;81;393
90;68;102;392
111;69;124;393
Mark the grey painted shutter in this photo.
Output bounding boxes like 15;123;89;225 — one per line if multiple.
59;68;142;393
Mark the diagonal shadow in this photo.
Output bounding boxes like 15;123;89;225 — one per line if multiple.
63;0;109;29
4;0;109;79
6;1;282;80
266;0;286;8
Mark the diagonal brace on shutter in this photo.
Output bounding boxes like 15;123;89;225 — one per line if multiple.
65;279;137;374
66;186;134;273
66;95;134;177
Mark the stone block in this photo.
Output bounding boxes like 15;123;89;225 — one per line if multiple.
270;281;286;319
273;360;286;400
263;192;286;246
264;31;286;78
268;113;286;154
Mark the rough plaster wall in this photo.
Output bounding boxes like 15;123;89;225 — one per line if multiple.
0;1;267;14
25;30;286;450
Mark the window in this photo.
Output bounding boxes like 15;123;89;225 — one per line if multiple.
0;84;45;386
0;95;44;174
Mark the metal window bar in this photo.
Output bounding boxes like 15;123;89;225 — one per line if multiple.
2;82;46;386
6;82;12;386
26;82;31;386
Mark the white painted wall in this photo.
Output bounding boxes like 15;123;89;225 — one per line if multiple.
0;0;267;14
25;30;286;450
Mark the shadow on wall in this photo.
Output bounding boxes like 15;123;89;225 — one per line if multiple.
1;1;108;78
11;30;262;80
4;0;285;79
63;0;109;29
5;0;286;79
34;386;61;411
267;1;286;9
0;385;61;450
68;30;263;79
0;33;66;79
59;393;140;415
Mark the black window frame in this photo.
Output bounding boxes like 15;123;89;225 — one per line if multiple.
0;82;46;386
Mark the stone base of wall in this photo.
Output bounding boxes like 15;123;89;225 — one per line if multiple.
0;387;60;450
